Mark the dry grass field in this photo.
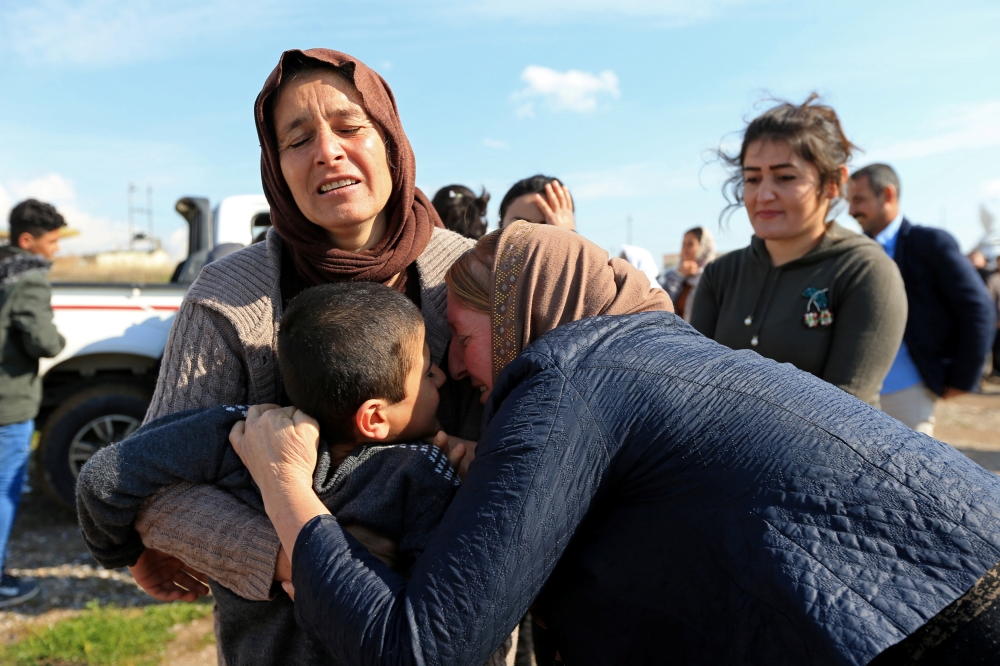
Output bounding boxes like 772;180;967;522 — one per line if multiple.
49;256;175;284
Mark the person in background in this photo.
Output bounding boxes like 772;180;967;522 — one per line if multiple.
968;249;994;284
691;95;907;406
967;251;1000;378
431;185;489;240
0;199;66;608
849;164;997;435
987;270;1000;381
619;245;663;291
659;226;716;321
498;175;574;230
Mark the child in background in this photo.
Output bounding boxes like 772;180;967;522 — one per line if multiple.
0;199;66;609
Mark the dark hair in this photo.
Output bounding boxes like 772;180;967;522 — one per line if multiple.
431;185;490;239
278;282;424;442
684;227;703;241
850;163;901;200
718;94;858;222
9;199;66;241
498;174;572;223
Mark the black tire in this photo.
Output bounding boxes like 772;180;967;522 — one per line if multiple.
37;384;150;510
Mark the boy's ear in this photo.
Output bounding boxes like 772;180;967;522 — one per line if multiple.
355;399;391;441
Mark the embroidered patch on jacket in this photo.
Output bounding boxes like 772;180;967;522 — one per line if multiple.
802;287;833;328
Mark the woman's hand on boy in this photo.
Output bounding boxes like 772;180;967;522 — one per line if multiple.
230;405;320;498
129;547;209;602
427;430;477;479
232;405;331;566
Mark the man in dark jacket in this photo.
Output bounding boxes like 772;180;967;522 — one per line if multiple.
0;199;66;608
849;164;996;435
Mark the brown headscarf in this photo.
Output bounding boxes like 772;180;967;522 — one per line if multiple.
255;48;442;287
490;221;673;381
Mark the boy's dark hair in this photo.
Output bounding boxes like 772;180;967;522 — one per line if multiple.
431;185;490;239
498;174;572;222
278;282;424;442
9;199;66;241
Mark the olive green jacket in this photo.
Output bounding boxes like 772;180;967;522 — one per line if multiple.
690;222;907;406
0;246;65;425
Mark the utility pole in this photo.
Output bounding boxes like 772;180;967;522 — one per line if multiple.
128;183;154;250
127;184;134;251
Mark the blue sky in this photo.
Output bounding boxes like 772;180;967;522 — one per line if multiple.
1;0;999;266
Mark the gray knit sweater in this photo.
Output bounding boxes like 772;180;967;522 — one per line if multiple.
137;227;478;601
78;404;460;666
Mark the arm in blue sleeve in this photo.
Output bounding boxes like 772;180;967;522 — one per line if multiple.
929;233;997;390
76;408;245;568
291;366;612;666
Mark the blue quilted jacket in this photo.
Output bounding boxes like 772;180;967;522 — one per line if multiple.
292;312;1000;665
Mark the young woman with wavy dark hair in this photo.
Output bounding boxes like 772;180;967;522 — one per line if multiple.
691;94;907;406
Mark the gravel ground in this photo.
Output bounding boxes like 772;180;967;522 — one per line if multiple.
0;487;158;646
0;383;996;653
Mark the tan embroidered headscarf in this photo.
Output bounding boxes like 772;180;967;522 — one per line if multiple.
255;48;441;288
490;221;673;380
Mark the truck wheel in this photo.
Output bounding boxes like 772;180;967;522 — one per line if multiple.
37;384;150;510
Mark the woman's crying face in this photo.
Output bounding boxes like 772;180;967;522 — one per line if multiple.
446;292;494;404
273;70;393;247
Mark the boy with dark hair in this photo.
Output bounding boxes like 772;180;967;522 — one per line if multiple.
0;199;66;608
76;282;467;665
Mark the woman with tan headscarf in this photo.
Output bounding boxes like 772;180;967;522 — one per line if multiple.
235;219;1000;666
122;48;483;644
659;225;716;321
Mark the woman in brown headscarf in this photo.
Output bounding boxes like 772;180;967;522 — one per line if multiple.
236;219;1000;666
444;221;672;402
126;49;482;617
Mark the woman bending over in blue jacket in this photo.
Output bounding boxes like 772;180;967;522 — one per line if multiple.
234;221;1000;666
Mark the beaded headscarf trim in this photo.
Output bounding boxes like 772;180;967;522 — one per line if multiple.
491;221;536;382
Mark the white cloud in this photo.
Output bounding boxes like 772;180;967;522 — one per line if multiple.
0;0;274;67
871;101;1000;162
482;138;510;150
0;173;187;258
464;0;754;23
981;178;1000;200
564;163;699;202
513;65;620;115
515;103;535;118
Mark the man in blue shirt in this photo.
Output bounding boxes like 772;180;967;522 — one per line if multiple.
849;164;996;435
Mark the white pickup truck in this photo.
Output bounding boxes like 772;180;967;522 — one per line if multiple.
37;195;271;508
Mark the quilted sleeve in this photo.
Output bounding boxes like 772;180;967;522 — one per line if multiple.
290;366;612;666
